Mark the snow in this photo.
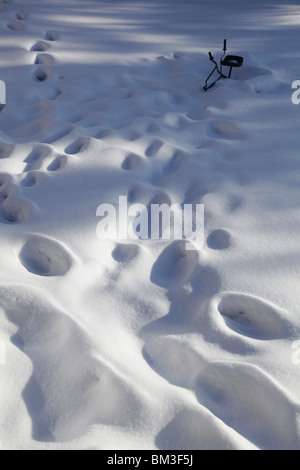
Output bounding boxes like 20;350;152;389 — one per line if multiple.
0;0;300;450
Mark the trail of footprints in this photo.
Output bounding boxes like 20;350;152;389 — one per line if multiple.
0;0;28;31
0;142;68;224
32;33;58;82
0;0;62;225
141;240;300;449
1;1;298;448
0;165;76;278
103;77;298;448
0;0;58;82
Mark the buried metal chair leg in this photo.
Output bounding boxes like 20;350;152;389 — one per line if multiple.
203;40;243;91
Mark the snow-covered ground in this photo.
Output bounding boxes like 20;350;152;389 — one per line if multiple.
0;0;300;450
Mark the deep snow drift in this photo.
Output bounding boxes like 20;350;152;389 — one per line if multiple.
0;0;300;450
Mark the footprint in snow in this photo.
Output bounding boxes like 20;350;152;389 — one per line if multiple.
121;152;141;171
47;154;67;172
34;53;55;66
16;11;28;20
160;149;189;182
146;122;161;133
43;125;74;145
0;141;14;159
207;228;232;250
144;312;299;449
95;129;112;139
23;147;65;172
7;19;24;31
65;137;89;155
24;145;53;172
112;243;140;263
145;138;164;158
20;171;43;188
212;292;293;341
208;120;246;140
150;239;200;290
19;235;75;276
0;193;33;224
33;67;52;83
45;30;59;41
31;41;51;52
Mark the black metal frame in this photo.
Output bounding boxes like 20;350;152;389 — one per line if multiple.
203;40;243;91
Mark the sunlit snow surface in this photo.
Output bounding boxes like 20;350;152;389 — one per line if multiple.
0;0;299;450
